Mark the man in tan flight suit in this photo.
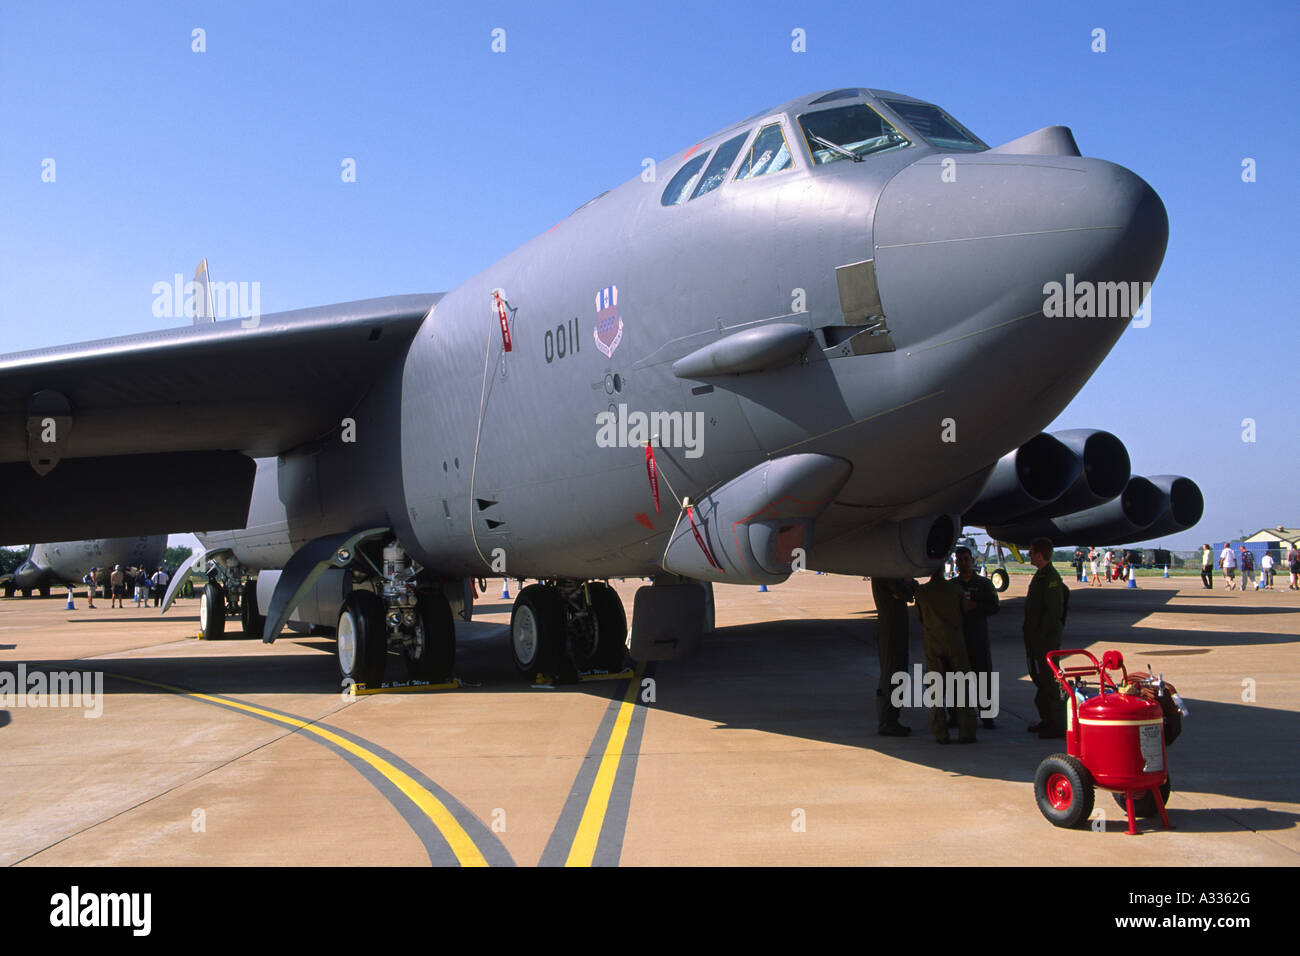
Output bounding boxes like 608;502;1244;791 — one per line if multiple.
914;569;977;744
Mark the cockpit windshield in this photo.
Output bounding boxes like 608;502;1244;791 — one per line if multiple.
879;99;986;151
797;104;910;165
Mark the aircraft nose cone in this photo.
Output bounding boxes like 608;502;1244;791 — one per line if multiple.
872;153;1168;346
1059;159;1168;291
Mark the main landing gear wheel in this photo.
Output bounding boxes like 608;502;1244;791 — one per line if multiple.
337;590;388;687
510;584;565;677
990;568;1010;592
405;591;456;682
39;585;50;598
240;588;264;639
1034;753;1095;828
1113;775;1172;818
200;581;226;640
582;582;628;672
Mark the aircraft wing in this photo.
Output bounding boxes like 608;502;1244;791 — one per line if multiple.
0;294;438;542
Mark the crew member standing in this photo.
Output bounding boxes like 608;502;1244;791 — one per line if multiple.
1023;537;1067;739
871;577;915;737
150;565;170;607
914;569;977;744
1200;543;1214;589
954;546;999;729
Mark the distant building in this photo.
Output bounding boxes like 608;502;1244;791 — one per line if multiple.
1244;526;1300;551
1239;527;1299;563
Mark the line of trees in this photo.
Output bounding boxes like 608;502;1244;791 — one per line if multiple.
0;547;28;575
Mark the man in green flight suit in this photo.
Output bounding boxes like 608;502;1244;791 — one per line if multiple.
914;569;977;744
1023;537;1067;739
871;577;915;736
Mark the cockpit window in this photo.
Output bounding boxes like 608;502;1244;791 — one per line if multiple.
879;99;986;151
809;88;860;105
798;104;910;165
734;124;793;180
690;132;749;200
661;151;711;206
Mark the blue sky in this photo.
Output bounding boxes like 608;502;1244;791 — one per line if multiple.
2;0;1297;551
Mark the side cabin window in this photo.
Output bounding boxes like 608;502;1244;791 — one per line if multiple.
661;151;711;206
734;123;793;180
689;132;749;200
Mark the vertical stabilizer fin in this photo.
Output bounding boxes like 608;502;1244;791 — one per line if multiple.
194;259;215;323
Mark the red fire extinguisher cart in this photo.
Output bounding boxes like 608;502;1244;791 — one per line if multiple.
1034;649;1176;834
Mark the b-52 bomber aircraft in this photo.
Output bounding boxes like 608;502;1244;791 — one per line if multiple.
1;536;167;598
0;87;1195;687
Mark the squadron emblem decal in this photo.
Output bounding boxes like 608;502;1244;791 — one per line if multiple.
593;285;623;359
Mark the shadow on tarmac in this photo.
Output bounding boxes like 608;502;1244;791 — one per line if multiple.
3;586;1295;817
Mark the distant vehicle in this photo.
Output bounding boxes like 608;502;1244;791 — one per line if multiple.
953;535;1010;592
1146;548;1172;568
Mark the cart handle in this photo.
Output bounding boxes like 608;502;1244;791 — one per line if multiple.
1045;648;1124;694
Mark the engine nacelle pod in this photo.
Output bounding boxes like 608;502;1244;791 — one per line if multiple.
963;433;1081;526
987;475;1168;546
1016;428;1131;520
660;453;851;584
1129;475;1203;540
851;513;960;578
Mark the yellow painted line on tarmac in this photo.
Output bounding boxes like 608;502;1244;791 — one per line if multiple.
564;663;643;867
107;671;488;867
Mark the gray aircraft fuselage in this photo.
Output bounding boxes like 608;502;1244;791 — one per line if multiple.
197;87;1166;588
7;537;166;594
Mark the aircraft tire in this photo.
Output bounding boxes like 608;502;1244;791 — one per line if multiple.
990;568;1010;592
1113;775;1172;818
405;591;456;682
39;585;51;598
201;581;226;640
587;582;628;671
240;587;264;639
337;590;388;687
510;584;565;678
21;588;32;599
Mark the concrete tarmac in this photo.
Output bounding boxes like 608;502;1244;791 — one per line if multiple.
1;573;1296;866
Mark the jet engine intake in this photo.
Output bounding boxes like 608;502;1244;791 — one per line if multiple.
962;433;1081;526
1131;475;1204;540
1011;429;1131;521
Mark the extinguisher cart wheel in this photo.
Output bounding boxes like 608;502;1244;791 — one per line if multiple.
1034;753;1096;828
